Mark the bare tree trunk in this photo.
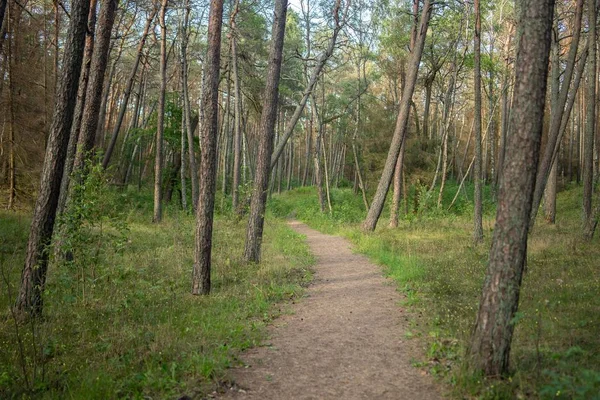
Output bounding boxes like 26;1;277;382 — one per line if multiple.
469;0;554;376
361;0;432;231
544;25;561;224
287;139;293;190
529;0;584;225
231;0;242;211
15;0;90;315
181;99;188;210
312;100;326;213
244;0;288;262
102;8;156;169
497;28;513;186
583;0;596;223
153;0;168;223
72;0;118;176
473;0;484;243
6;4;15;209
181;0;199;212
192;0;224;293
389;142;405;227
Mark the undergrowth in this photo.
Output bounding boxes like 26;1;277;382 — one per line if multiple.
0;175;314;398
268;182;600;399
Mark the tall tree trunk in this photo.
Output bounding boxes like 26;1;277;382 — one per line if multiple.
469;0;554;376
529;0;584;225
6;5;15;209
231;0;242;212
473;0;484;243
544;25;561;224
153;0;168;223
15;0;90;315
583;0;596;223
102;8;156;169
180;99;188;210
497;28;513;186
244;0;288;262
192;0;224;294
182;0;199;211
361;0;432;232
72;0;118;176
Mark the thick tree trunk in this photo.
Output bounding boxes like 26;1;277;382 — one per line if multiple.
153;0;168;223
72;0;118;176
192;0;224;293
102;9;155;169
469;0;554;376
15;0;90;315
361;0;432;231
244;0;288;262
473;0;484;243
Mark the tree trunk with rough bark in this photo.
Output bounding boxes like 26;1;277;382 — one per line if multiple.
192;0;224;294
469;0;554;376
244;0;288;262
583;0;596;223
153;0;167;223
473;0;484;243
72;0;118;176
15;0;90;315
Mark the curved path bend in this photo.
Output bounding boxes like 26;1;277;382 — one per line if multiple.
220;220;442;400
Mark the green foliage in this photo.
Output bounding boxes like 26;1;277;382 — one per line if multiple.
0;188;314;398
540;347;600;399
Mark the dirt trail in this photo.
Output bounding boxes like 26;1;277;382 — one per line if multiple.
220;221;442;399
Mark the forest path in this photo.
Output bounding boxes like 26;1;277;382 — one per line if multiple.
219;220;442;400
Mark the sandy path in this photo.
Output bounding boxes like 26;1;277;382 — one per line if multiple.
219;221;442;399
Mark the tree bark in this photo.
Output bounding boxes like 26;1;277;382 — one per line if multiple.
544;25;561;224
153;0;168;223
361;0;432;232
469;0;554;376
15;0;90;315
244;0;288;262
583;0;596;223
192;0;224;294
529;0;584;225
182;0;199;212
473;0;484;243
72;0;118;176
231;0;243;212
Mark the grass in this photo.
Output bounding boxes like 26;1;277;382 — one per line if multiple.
268;182;600;399
0;188;314;399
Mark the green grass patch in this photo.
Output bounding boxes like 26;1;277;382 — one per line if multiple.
270;183;600;399
0;190;314;399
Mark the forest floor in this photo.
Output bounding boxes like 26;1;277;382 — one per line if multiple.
220;220;441;399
